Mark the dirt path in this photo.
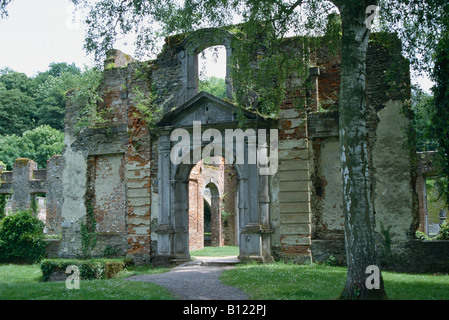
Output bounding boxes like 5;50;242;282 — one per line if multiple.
125;257;248;300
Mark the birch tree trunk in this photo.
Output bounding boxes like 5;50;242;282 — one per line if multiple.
332;0;387;300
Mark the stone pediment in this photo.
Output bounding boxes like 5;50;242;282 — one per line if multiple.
158;91;256;127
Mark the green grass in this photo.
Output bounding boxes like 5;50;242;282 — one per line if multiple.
0;263;174;300
190;245;239;257
2;259;448;300
220;262;449;300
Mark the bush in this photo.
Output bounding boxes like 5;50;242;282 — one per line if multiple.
415;220;449;241
40;258;132;282
415;230;432;240
436;220;449;240
0;210;47;264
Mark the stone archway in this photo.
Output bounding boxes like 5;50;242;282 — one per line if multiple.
154;93;276;265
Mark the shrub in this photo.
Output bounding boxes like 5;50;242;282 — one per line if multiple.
415;230;432;240
415;220;449;241
436;220;449;240
0;210;47;263
40;258;131;282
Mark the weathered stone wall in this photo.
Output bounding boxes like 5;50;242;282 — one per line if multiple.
308;34;421;269
0;156;64;232
59;50;152;262
2;28;444;271
53;28;446;271
274;73;312;263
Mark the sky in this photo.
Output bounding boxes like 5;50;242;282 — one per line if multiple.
0;0;432;91
0;0;226;79
0;0;94;76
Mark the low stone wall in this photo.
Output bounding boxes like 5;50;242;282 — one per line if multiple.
396;240;449;273
311;239;449;273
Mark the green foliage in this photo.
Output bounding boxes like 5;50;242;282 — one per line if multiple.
80;201;97;259
415;220;449;241
0;84;37;136
22;125;65;168
40;258;130;282
131;84;161;129
0;125;64;169
0;194;6;220
34;72;80;131
35;62;81;80
198;76;227;99
430;25;449;209
103;246;120;258
0;62;87;137
378;0;449;75
0;210;47;264
410;89;439;152
0;68;36;95
70;67;106;132
435;220;449;240
415;230;432;241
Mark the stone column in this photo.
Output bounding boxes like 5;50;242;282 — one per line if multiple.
155;132;174;264
45;155;64;234
11;158;37;212
173;179;190;261
258;136;274;262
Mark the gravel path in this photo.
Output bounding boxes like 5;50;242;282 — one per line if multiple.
125;257;248;300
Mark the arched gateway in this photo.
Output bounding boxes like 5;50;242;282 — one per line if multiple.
154;91;277;265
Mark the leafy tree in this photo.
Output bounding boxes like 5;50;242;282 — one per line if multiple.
198;76;227;99
0;125;64;169
410;89;438;152
42;62;81;78
0;134;33;170
0;84;36;136
21;125;65;168
429;17;449;209
34;71;80;130
0;68;36;95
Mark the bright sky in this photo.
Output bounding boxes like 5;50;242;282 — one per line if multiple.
0;0;226;79
0;0;431;91
0;0;94;76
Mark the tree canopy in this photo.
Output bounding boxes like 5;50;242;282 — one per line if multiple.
0;63;93;169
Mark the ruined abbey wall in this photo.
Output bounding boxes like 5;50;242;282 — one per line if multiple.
2;28;447;271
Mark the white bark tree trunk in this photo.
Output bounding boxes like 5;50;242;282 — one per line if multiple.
332;0;386;300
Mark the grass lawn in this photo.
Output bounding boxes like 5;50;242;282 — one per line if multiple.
0;263;175;300
221;262;449;300
1;254;448;300
190;245;239;257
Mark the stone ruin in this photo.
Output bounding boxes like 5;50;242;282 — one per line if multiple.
1;27;448;272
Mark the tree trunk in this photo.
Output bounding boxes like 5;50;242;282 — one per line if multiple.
333;0;387;300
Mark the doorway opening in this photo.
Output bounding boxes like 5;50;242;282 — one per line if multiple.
423;176;448;237
187;156;239;257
